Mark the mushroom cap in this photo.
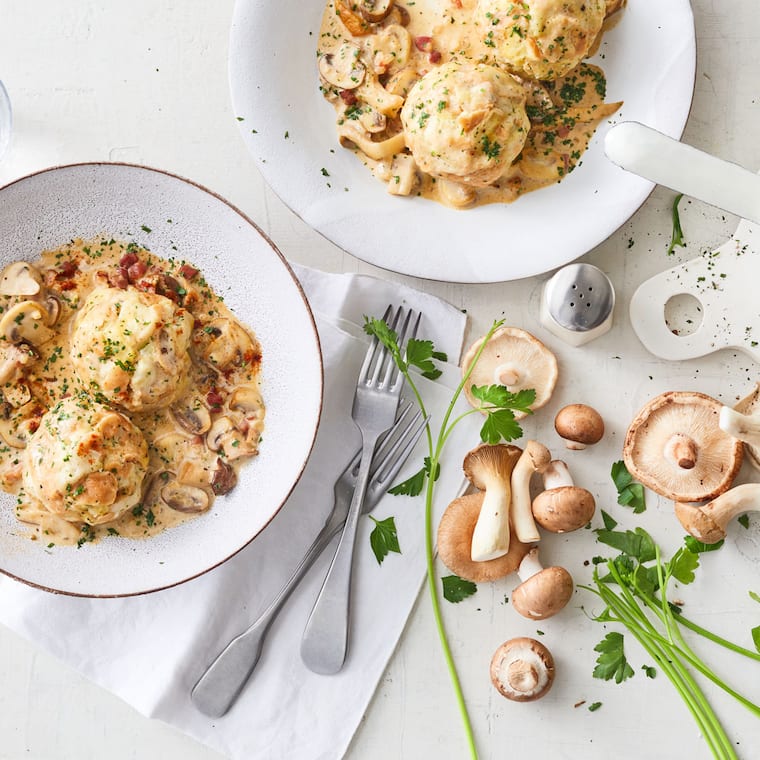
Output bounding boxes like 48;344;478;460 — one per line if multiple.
437;491;531;583
734;382;760;469
490;637;555;702
554;403;604;447
462;442;522;490
532;485;595;533
511;565;574;620
673;501;725;544
623;391;743;502
461;327;558;420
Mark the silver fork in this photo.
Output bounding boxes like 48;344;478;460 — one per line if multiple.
189;403;427;717
300;305;418;675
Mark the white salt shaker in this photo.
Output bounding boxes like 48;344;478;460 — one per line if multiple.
540;263;615;347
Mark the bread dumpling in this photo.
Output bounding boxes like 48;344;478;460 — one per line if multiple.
401;62;529;187
475;0;606;81
71;285;193;412
23;395;149;525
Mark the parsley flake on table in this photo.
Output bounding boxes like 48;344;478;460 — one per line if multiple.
611;460;646;513
442;575;477;603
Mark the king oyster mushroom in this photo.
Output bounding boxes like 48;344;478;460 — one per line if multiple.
437;491;531;583
319;43;367;90
623;391;743;502
460;327;558;420
674;484;760;544
718;382;760;470
463;443;523;562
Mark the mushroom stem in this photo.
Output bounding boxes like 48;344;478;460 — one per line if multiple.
510;441;551;543
517;546;544;582
541;459;574;490
495;364;520;387
470;478;511;562
719;406;760;447
674;484;760;544
663;433;698;470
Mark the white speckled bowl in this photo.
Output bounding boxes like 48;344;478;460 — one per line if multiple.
0;163;323;596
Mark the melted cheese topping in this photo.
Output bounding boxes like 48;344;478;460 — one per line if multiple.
0;239;265;547
317;0;624;208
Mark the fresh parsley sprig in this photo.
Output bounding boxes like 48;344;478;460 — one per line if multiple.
610;460;646;513
363;316;531;760
582;514;760;760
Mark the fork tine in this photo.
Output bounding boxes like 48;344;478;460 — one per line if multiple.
373;410;427;486
360;304;393;382
382;306;411;388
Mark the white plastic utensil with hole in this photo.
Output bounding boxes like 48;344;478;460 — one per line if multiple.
604;121;760;363
629;219;760;362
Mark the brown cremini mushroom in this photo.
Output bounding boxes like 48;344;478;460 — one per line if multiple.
531;460;595;533
461;327;558;420
359;0;394;23
437;491;530;583
674;484;760;544
623;391;743;502
0;301;55;345
511;547;574;620
463;443;523;562
554;404;605;449
490;637;555;702
510;440;551;543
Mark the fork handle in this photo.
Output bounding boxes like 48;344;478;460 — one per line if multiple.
190;509;345;717
300;436;378;675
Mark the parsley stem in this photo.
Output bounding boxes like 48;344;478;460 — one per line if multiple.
424;454;477;760
590;577;736;759
674;614;760;662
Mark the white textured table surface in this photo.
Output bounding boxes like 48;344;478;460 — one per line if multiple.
2;2;760;759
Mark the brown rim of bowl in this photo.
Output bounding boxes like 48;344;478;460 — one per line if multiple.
0;161;325;598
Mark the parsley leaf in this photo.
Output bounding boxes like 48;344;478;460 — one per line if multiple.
593;632;635;683
738;514;751;529
442;575;477;603
406;338;446;380
684;535;724;553
750;591;760;604
388;457;439;497
369;515;401;564
595;526;656;563
611;461;646;513
588;701;603;712
600;509;618;531
479;408;523;444
753;626;760;654
667;547;700;585
642;665;657;679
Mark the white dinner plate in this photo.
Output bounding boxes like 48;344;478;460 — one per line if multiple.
0;163;323;596
229;0;696;283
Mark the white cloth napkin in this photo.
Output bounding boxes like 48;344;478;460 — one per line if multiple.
0;265;480;760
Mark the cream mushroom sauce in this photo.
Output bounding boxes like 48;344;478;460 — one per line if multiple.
0;238;265;547
317;0;623;208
